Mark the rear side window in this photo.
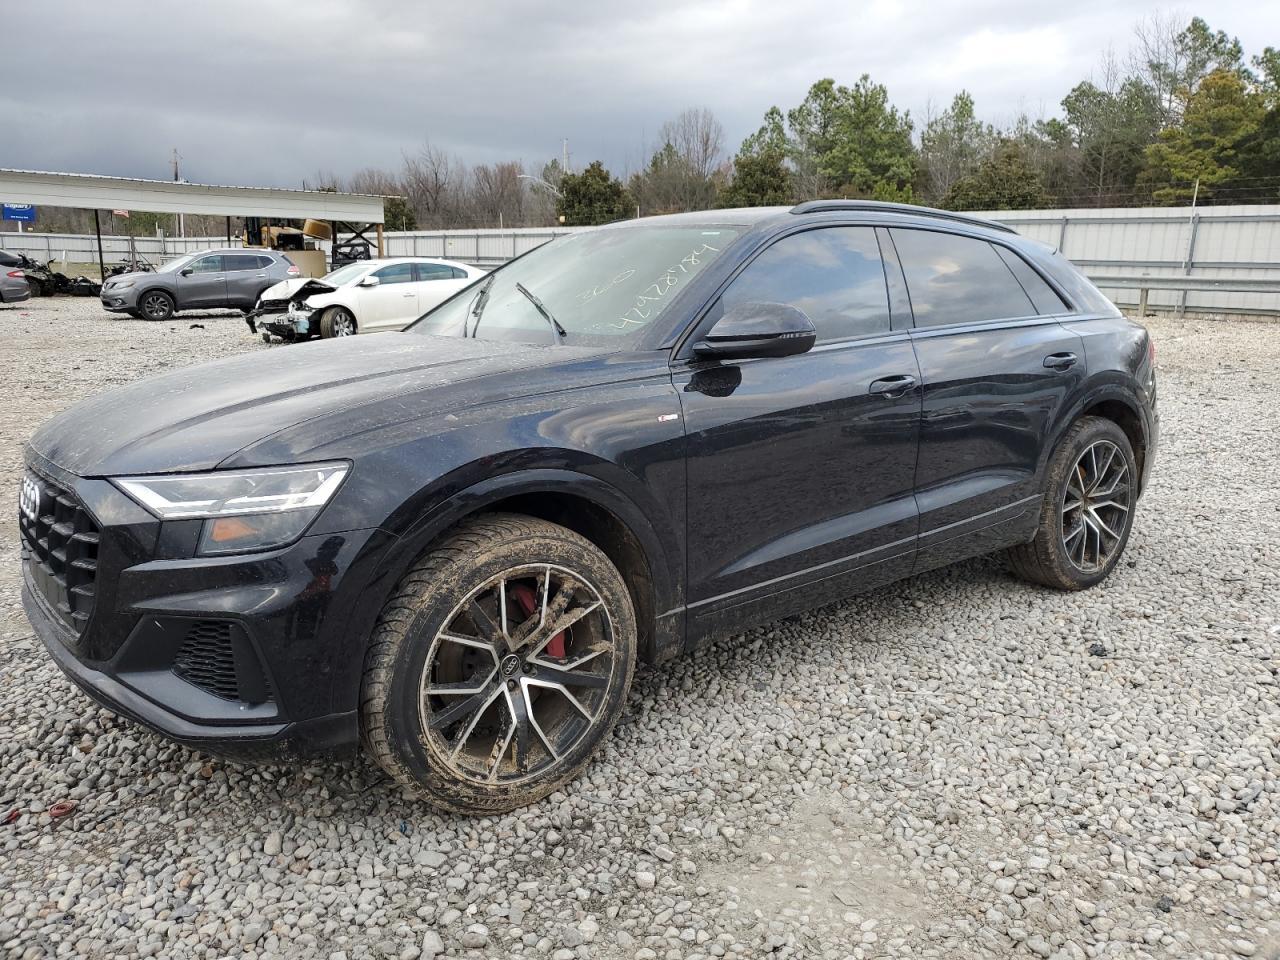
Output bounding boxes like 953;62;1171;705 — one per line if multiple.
373;263;415;284
993;245;1067;315
224;254;263;272
720;226;890;343
891;229;1035;327
415;262;456;281
451;267;469;280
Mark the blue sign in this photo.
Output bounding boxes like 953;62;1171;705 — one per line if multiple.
2;204;35;223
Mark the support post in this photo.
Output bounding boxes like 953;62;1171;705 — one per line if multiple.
1138;288;1149;318
226;216;232;247
376;223;384;258
93;210;106;283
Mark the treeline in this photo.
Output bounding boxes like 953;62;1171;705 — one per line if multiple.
567;15;1280;224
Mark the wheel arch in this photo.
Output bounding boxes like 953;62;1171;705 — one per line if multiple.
1049;384;1151;494
362;469;681;670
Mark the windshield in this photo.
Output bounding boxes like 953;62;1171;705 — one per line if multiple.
323;262;372;286
410;224;740;345
156;255;194;274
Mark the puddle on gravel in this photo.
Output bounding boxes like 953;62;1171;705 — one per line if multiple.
704;795;933;941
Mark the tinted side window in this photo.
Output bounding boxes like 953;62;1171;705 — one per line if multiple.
451;267;469;280
188;255;224;274
224;254;262;272
415;262;455;281
994;245;1068;315
891;229;1035;327
373;263;415;285
257;255;276;269
721;227;889;342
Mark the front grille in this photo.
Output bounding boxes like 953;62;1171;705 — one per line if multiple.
173;620;274;704
18;471;99;636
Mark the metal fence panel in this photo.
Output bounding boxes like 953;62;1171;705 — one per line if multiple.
5;206;1279;315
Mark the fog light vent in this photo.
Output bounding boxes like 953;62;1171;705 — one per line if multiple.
173;620;273;704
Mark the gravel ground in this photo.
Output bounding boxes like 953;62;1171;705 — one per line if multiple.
1;296;1278;960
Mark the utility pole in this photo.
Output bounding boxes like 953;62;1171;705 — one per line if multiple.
562;138;569;174
172;148;185;238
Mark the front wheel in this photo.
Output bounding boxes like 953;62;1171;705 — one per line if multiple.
320;306;356;337
1008;416;1138;590
360;514;636;814
138;290;174;321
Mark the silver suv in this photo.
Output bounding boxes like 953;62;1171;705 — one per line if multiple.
101;249;299;321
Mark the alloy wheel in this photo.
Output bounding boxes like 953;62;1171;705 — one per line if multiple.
333;310;355;336
141;293;170;319
418;563;616;786
1060;439;1131;572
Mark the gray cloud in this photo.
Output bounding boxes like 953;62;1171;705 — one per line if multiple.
3;1;1277;188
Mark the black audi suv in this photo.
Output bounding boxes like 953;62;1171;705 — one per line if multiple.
20;201;1158;812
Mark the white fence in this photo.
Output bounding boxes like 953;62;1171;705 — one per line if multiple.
983;204;1280;316
4;204;1279;316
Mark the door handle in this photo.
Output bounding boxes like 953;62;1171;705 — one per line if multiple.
1043;352;1078;370
868;374;917;398
254;274;267;279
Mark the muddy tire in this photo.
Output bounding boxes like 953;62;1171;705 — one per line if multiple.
319;306;356;338
1008;416;1138;590
138;290;174;321
360;513;637;814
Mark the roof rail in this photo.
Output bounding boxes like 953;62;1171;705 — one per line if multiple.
789;199;1016;234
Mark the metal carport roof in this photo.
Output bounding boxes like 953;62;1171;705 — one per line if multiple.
0;168;385;222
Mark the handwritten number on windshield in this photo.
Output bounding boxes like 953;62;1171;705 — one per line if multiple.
613;244;719;330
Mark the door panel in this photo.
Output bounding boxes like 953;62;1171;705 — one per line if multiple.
359;263;418;330
677;335;921;640
174;255;226;308
223;254;271;307
888;227;1087;570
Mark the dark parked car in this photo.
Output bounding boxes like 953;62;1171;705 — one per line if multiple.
100;248;298;320
20;202;1157;813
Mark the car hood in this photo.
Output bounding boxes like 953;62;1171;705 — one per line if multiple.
256;277;337;310
28;334;597;477
103;271;154;287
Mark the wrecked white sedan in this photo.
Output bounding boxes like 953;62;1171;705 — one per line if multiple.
248;257;485;341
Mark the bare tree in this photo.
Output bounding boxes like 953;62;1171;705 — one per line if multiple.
633;107;726;213
400;143;460;227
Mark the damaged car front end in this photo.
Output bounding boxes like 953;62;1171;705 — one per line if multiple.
246;278;336;341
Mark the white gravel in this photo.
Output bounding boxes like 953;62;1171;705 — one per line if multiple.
1;297;1278;959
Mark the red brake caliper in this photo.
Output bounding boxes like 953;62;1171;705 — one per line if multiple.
509;582;566;658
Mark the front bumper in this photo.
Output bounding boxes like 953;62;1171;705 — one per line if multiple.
248;307;317;340
26;584;354;760
100;285;141;312
20;459;397;761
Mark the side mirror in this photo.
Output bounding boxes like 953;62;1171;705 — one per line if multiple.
357;275;380;287
179;268;193;277
693;301;817;360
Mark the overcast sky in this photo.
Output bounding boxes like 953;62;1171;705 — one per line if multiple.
4;1;1278;190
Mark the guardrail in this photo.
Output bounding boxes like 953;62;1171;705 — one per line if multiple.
1089;276;1280;317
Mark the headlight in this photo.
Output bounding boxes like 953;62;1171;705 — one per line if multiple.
114;280;135;289
114;462;348;555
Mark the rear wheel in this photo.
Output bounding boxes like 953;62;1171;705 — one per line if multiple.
360;514;636;813
320;306;356;337
26;279;44;298
138;290;174;321
1008;416;1137;590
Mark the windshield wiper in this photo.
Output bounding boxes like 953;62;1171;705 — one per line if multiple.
468;274;496;338
515;282;567;342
